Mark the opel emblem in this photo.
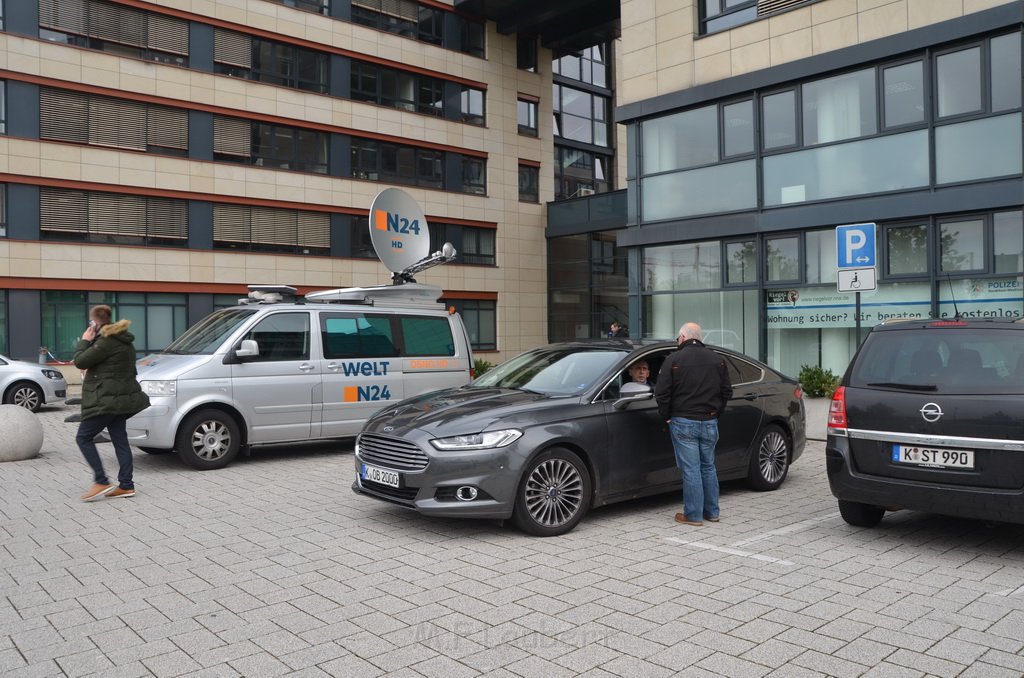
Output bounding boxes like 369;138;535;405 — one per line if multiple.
383;425;394;432
920;402;943;423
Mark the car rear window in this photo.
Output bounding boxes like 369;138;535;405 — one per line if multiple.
849;328;1024;394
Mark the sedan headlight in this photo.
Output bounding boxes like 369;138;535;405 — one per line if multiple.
430;429;523;450
41;369;63;380
140;380;176;396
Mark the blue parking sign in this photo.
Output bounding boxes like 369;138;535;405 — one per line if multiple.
836;223;876;269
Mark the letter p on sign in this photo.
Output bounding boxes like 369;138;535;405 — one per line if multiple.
836;223;876;269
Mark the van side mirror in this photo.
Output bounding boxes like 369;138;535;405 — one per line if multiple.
614;382;653;410
234;339;260;360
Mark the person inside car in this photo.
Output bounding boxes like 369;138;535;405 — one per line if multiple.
627;360;652;386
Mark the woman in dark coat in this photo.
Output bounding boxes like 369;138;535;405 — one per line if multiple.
74;305;150;502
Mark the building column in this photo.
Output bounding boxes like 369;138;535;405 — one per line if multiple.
187;294;214;327
6;82;40;139
7;185;40;241
6;0;40;38
8;290;42;362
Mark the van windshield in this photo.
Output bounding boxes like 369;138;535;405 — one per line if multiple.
161;309;258;355
472;347;629;396
850;328;1024;395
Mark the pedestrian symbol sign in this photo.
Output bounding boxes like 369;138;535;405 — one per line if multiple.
836;223;876;269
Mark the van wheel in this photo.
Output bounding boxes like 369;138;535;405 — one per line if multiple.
4;382;43;412
176;410;241;470
513;448;591;537
137;446;169;455
747;425;790;491
838;500;885;527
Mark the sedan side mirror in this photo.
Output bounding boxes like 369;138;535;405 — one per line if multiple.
234;339;260;360
614;382;653;410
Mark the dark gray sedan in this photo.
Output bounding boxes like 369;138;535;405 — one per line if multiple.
353;340;806;536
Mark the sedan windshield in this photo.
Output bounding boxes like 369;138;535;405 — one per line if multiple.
473;347;629;396
161;309;257;355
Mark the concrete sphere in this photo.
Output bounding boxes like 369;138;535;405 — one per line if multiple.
0;405;44;462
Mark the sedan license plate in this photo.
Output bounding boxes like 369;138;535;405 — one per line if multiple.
892;445;974;469
361;463;401;488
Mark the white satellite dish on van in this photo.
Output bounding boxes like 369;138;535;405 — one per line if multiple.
367;187;457;285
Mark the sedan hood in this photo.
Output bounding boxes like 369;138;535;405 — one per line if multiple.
365;386;571;436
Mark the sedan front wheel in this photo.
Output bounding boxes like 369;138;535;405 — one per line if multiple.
513;447;591;537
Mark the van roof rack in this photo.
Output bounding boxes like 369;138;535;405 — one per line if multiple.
240;285;300;305
305;283;444;307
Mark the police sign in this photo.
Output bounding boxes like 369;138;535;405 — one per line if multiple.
836;223;876;269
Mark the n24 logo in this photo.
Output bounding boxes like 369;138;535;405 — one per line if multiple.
358;385;391;401
386;213;420;235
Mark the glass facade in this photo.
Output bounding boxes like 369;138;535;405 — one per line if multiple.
548;231;628;341
640;30;1021;219
634;209;1024;377
552;42;614;202
41;291;188;360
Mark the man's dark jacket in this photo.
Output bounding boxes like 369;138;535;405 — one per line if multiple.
654;339;733;421
73;319;151;420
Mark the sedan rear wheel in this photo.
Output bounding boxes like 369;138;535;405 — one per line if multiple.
513;447;591;537
4;382;44;413
747;424;790;491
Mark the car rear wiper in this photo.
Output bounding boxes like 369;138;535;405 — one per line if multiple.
865;382;938;391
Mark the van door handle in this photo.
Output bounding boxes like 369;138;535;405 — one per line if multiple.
298;363;316;372
326;362;339;370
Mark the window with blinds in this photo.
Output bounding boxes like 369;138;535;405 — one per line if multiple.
40;87;188;154
39;0;189;59
39;187;188;244
213;28;253;69
213;204;330;254
213;116;253;158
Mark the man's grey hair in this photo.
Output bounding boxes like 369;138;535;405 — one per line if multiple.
678;322;703;342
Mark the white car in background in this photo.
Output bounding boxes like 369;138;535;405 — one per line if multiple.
0;354;68;412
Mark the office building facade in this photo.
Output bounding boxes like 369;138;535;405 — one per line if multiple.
550;0;1023;377
0;0;568;362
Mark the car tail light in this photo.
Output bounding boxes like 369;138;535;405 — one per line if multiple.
794;386;803;400
930;320;967;326
469;367;476;379
827;386;848;429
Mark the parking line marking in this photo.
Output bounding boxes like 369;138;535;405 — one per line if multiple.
666;537;795;566
729;512;841;548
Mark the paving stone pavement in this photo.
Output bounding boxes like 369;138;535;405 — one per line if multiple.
2;401;1024;677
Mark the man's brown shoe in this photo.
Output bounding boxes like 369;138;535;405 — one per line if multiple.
674;513;703;526
108;487;136;498
81;484;114;502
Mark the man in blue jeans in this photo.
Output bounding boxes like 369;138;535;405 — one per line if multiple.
654;322;733;526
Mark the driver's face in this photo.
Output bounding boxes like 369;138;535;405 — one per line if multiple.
629;364;649;382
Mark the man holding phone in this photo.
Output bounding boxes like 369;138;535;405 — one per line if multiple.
74;305;150;502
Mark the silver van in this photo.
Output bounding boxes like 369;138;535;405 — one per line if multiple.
126;284;473;469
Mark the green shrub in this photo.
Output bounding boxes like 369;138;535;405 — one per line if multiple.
798;364;841;398
473;358;494;378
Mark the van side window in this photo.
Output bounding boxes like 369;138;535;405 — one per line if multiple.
322;314;398;359
244;312;310;362
400;316;456;357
